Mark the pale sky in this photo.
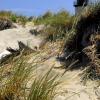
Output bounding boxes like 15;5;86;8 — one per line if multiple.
0;0;75;16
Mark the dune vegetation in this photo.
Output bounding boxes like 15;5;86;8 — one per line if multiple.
0;2;100;100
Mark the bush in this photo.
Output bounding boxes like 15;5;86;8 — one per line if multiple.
10;15;17;23
35;10;74;41
0;11;28;26
17;16;28;26
42;11;53;19
0;18;13;30
35;10;73;30
41;26;66;41
0;11;12;19
60;2;100;80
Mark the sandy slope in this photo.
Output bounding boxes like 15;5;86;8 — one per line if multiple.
37;58;100;100
0;25;100;100
0;26;44;58
27;42;100;100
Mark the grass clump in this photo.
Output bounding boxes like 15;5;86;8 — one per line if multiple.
0;17;14;30
61;2;100;81
34;10;74;41
35;10;73;29
0;11;28;26
75;2;100;80
41;26;66;41
0;54;60;100
0;56;34;100
28;68;59;100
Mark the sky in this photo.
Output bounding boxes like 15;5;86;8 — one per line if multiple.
0;0;75;16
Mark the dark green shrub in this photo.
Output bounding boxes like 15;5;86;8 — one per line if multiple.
10;15;17;23
42;11;53;19
0;18;13;30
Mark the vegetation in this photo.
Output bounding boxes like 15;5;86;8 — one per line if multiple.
60;2;100;80
0;56;33;100
0;11;28;26
0;2;100;100
0;18;14;30
34;10;75;41
35;10;73;27
0;55;60;100
28;68;59;100
0;10;74;40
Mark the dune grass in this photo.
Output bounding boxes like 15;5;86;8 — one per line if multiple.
27;68;59;100
33;10;75;41
0;56;33;100
0;53;60;100
0;11;28;25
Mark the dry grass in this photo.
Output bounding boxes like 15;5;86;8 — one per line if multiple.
27;68;59;100
82;40;100;81
0;50;60;100
0;11;28;26
0;56;34;100
58;2;100;82
34;10;74;41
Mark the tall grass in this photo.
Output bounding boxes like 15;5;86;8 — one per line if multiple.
0;56;34;100
28;68;59;100
34;10;73;28
62;2;100;80
0;11;28;25
0;55;60;100
35;10;75;41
